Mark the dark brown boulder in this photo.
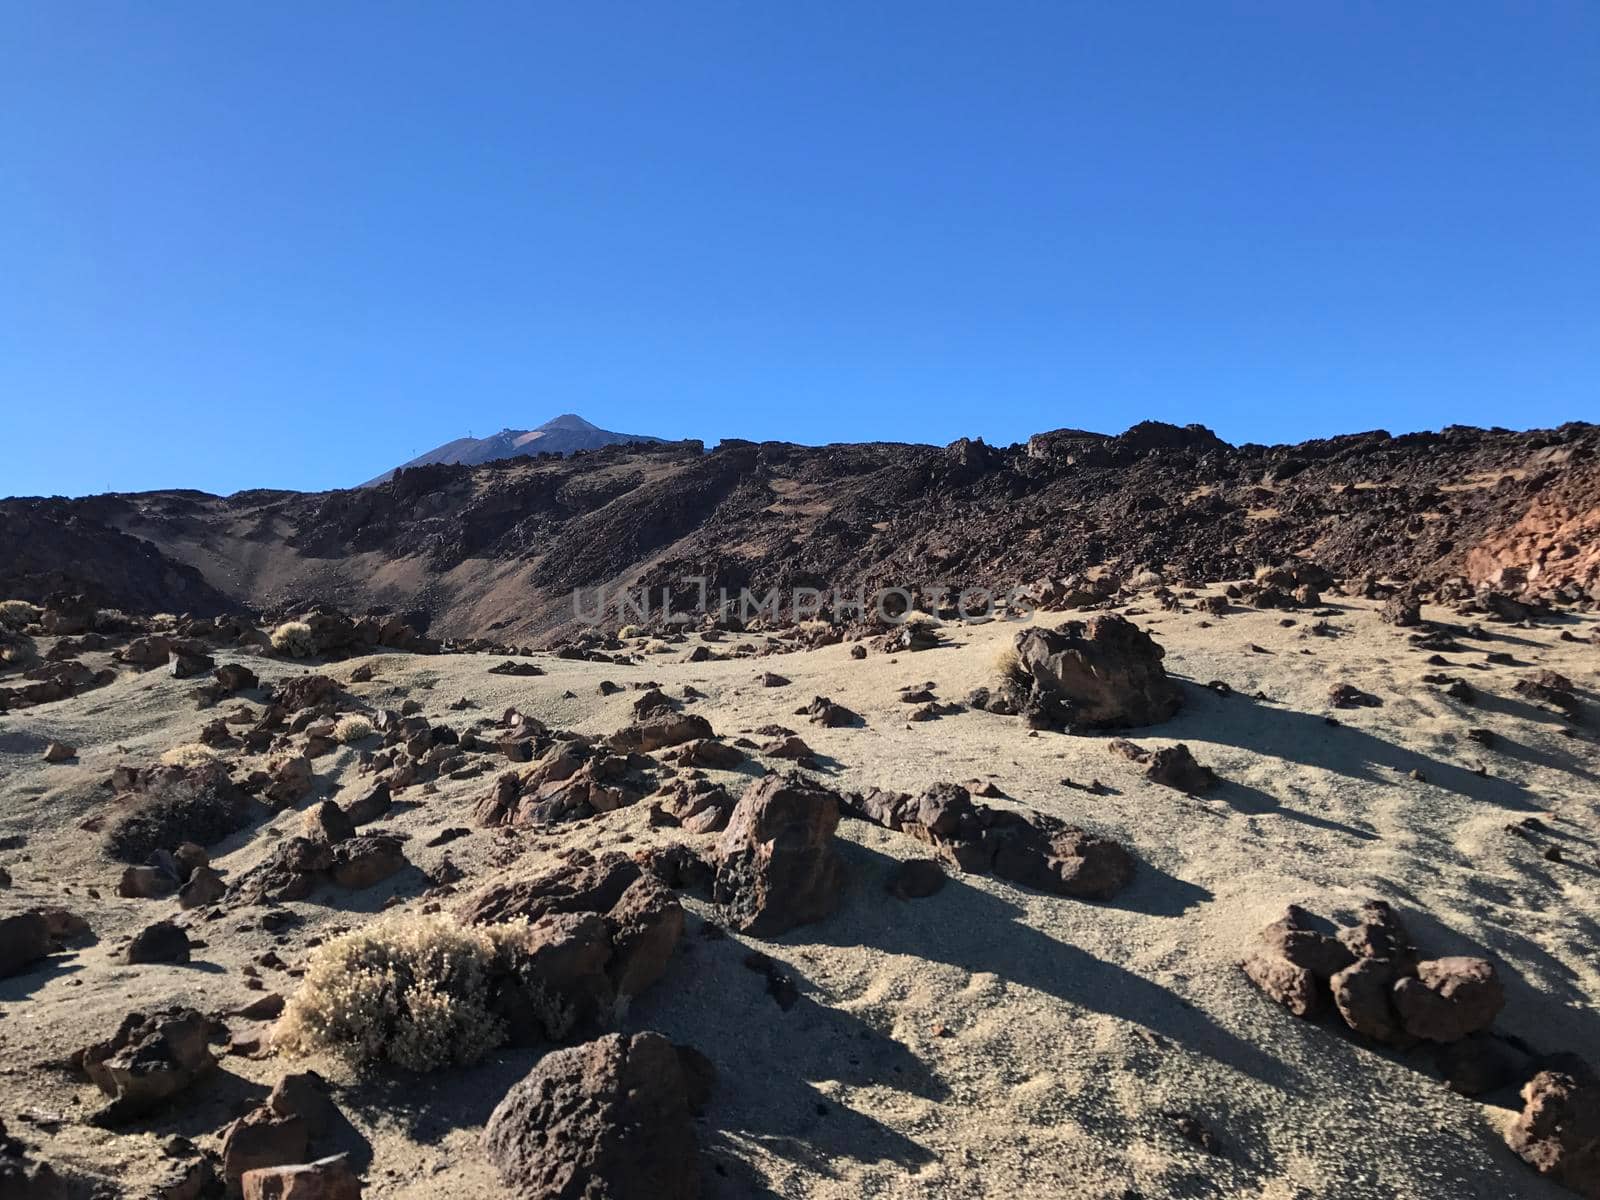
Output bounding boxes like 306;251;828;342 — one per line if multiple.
241;1155;362;1200
1240;905;1356;1018
126;920;191;965
168;645;216;679
75;1008;217;1125
220;1108;309;1192
1014;615;1182;730
1329;956;1409;1046
303;801;355;845
713;772;844;936
1145;744;1215;792
607;712;713;754
459;852;642;927
482;1032;699;1200
327;836;407;890
1392;956;1505;1043
1506;1067;1600;1198
0;912;54;979
605;876;684;998
1381;593;1423;627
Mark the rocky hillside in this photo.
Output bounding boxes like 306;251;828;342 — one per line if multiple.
3;420;1597;641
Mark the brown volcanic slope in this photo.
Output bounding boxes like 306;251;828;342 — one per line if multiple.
2;420;1597;640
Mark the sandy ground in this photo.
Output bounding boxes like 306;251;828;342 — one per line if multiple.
2;592;1598;1199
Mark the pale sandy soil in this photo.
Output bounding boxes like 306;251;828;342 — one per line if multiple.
2;593;1598;1198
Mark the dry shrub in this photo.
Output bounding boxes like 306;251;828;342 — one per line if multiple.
617;624;645;639
105;761;255;863
160;742;219;768
270;620;317;658
0;600;40;630
276;915;555;1072
334;714;374;744
994;645;1028;692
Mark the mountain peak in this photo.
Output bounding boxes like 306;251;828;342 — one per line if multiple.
363;413;664;485
537;413;600;432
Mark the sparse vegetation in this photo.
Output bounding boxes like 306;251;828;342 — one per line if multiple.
334;714;375;744
271;620;317;658
617;624;645;639
994;645;1028;693
159;742;219;768
276;915;559;1072
0;599;40;630
105;761;255;863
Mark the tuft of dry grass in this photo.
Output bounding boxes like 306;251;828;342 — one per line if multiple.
270;620;317;658
617;623;645;639
334;714;375;744
994;645;1028;692
160;742;219;768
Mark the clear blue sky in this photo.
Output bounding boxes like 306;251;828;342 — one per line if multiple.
3;2;1596;498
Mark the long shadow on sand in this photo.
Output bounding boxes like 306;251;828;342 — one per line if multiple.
806;842;1298;1094
1167;682;1543;814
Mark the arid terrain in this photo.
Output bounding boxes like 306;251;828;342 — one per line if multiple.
2;420;1599;1199
1;571;1598;1198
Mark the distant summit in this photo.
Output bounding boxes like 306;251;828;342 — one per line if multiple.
365;414;664;485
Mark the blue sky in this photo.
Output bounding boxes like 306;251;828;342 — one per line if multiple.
3;2;1596;497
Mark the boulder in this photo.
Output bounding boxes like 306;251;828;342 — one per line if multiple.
169;646;217;679
303;802;355;845
604;876;684;998
1392;957;1505;1043
459;852;642;927
1329;956;1409;1046
607;712;714;754
482;1032;700;1200
221;1108;309;1192
75;1008;217;1125
341;782;391;827
1505;1068;1600;1198
215;663;261;693
1014;615;1182;730
713;772;845;936
241;1156;362;1200
1240;905;1355;1018
126;920;192;965
327;836;407;890
0;912;55;979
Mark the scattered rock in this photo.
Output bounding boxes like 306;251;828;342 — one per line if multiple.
482;1032;701;1200
713;772;845;936
75;1008;217;1125
126;920;191;965
1013;615;1182;730
1505;1067;1600;1198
